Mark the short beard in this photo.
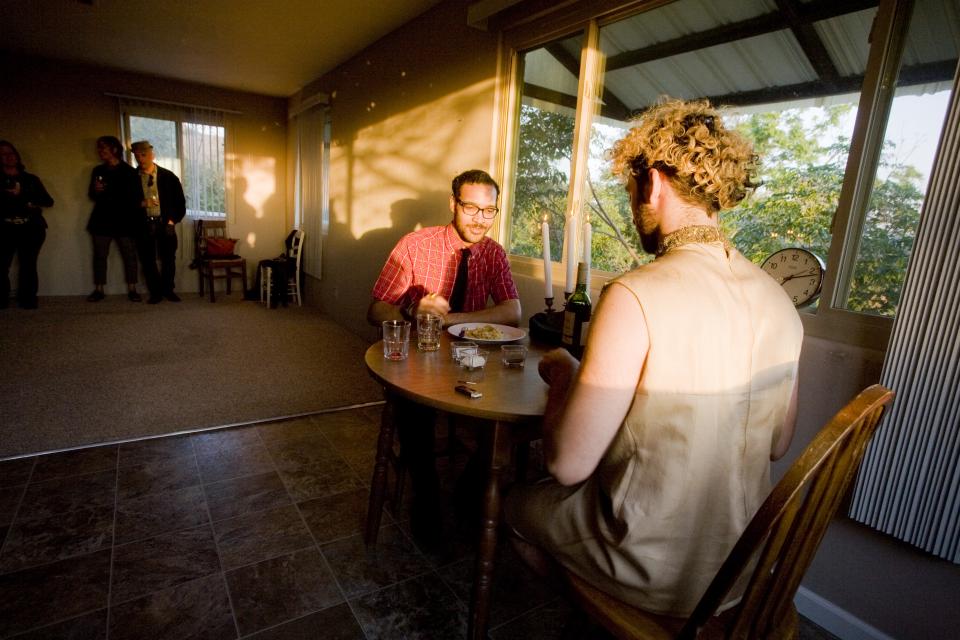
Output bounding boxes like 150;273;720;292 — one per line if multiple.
634;203;659;256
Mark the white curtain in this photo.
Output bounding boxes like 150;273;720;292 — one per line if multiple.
296;105;326;279
849;61;960;564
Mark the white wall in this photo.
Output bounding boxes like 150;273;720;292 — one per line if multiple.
0;53;290;297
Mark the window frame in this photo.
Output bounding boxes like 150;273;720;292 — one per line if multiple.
492;0;940;350
120;108;229;221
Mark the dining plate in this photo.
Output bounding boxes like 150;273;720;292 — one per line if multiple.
447;323;527;344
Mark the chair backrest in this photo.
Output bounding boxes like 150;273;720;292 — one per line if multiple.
289;229;304;274
677;384;895;639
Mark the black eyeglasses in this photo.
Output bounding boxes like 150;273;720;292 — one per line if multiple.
457;199;499;219
147;175;154;187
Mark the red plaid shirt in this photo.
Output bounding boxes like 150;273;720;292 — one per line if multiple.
371;224;518;312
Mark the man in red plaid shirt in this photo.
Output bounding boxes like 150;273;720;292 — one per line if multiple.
367;169;521;547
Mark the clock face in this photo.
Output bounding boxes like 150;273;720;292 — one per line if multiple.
761;248;825;307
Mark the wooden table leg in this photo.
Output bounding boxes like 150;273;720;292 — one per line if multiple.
468;420;512;640
365;397;395;545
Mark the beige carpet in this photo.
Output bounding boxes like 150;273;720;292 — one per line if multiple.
0;295;383;458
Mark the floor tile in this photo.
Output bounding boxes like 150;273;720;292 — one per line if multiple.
276;459;364;503
350;572;468;640
111;524;220;605
31;447;117;483
0;485;25;527
118;435;195;468
115;484;209;545
256;416;327;444
0;549;111;638
0;505;114;573
225;546;343;636
108;573;235;640
489;597;606;640
244;602;365;640
117;455;201;501
12;607;108;640
204;471;291;522
196;443;275;485
213;504;313;571
192;426;262;458
16;469;116;522
264;433;341;471
0;457;35;488
297;487;387;544
320;524;433;599
438;543;558;628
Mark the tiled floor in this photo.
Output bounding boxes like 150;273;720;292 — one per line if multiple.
0;407;839;639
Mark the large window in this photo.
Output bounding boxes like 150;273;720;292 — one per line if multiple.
121;99;227;219
498;0;957;346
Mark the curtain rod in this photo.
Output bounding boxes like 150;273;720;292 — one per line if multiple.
105;92;243;115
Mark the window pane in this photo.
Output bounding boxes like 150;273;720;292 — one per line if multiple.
841;0;956;317
508;33;583;262
182;122;225;217
128;116;181;178
585;0;878;283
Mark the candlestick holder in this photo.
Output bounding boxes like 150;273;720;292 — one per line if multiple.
529;301;563;345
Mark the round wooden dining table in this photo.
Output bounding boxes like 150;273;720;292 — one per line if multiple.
364;332;551;640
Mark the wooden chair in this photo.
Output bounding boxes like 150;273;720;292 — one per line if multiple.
194;219;246;302
260;229;305;307
563;384;895;640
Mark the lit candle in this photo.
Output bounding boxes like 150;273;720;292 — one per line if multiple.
565;218;576;295
541;214;553;299
583;215;592;271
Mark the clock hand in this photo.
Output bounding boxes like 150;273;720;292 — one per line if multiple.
780;269;819;283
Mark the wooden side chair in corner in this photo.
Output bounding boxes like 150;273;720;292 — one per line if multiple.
195;219;247;302
260;229;305;308
563;384;895;640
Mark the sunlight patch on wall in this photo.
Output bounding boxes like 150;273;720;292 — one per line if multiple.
329;79;496;240
236;156;277;219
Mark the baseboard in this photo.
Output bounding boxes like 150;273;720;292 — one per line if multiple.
795;586;896;640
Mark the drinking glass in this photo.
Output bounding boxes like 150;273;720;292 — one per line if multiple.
382;320;411;360
416;312;442;351
451;341;478;363
501;344;527;368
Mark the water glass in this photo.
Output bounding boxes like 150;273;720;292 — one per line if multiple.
382;320;411;360
501;344;527;368
451;341;478;363
417;312;442;351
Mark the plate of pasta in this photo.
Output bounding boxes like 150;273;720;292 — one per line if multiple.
448;323;527;344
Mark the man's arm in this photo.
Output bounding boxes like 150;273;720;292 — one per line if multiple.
541;283;648;485
443;298;520;328
367;299;405;325
161;169;187;223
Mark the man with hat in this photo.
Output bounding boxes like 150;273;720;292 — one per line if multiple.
131;140;186;304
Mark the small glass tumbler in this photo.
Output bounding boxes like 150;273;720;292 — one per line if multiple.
501;344;527;368
417;312;442;351
382;320;411;360
451;341;478;363
460;348;489;382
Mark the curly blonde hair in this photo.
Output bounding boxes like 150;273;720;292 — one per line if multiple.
609;98;758;213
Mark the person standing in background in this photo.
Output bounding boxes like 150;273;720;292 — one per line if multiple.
0;140;54;310
86;136;143;302
131;140;186;304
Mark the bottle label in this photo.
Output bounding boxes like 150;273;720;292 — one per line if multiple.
562;310;576;342
579;320;590;346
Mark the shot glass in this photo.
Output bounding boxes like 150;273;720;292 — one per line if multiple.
501;344;527;368
382;320;411;361
451;341;478;363
459;348;489;382
416;312;442;352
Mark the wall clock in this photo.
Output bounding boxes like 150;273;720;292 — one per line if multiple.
761;248;825;307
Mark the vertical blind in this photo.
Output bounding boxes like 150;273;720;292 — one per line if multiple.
297;105;326;280
849;62;960;563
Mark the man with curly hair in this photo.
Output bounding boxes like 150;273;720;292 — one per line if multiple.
504;98;804;618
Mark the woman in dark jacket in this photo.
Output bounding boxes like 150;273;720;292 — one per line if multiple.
86;136;143;302
0;140;53;309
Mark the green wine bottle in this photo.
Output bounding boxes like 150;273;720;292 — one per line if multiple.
561;262;592;359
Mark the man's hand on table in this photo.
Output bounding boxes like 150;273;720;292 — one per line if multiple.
414;293;451;320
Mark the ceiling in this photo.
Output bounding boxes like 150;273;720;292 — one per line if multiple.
0;0;447;97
